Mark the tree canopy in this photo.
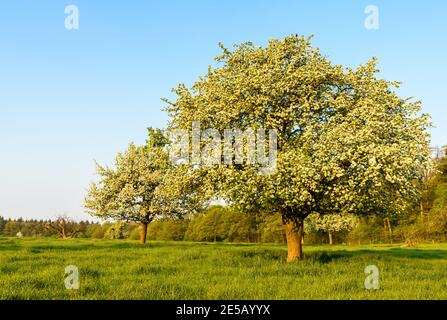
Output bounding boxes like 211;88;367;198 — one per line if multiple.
165;35;432;260
84;128;172;243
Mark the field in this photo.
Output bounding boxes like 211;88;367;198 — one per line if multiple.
1;237;447;300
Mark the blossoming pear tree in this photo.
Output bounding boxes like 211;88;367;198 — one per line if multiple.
165;35;431;260
85;128;174;244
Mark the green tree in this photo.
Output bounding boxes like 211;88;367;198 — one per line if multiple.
184;208;223;242
4;220;20;236
426;148;447;238
104;222;126;240
156;219;188;241
0;216;6;235
166;35;431;260
220;209;258;242
258;214;286;243
86;223;110;239
85;128;172;244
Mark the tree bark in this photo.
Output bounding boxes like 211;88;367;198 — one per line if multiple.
384;217;393;243
328;231;333;245
140;222;148;244
283;216;304;261
420;200;424;221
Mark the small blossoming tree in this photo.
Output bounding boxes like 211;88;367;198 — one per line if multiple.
305;213;358;245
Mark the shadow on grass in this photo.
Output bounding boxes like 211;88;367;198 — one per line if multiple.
227;245;447;264
3;238;447;262
305;247;447;262
235;249;286;261
1;240;218;252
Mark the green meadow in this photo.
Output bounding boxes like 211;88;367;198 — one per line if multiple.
1;237;446;300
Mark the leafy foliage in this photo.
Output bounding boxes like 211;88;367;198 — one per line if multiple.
166;35;431;224
84;128;172;224
305;213;358;234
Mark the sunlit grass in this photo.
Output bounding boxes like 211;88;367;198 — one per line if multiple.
0;237;446;299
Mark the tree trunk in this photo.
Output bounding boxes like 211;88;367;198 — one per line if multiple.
420;200;424;221
140;222;148;244
328;231;333;245
385;218;393;243
283;216;304;261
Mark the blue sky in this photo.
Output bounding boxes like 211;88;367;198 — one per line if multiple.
0;0;446;220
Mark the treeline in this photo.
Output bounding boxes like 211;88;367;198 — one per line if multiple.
0;217;97;238
0;209;284;243
1;207;445;245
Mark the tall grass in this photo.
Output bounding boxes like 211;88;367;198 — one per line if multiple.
0;237;446;299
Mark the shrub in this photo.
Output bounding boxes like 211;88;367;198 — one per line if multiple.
104;222;126;240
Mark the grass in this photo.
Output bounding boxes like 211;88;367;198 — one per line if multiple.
0;237;447;300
